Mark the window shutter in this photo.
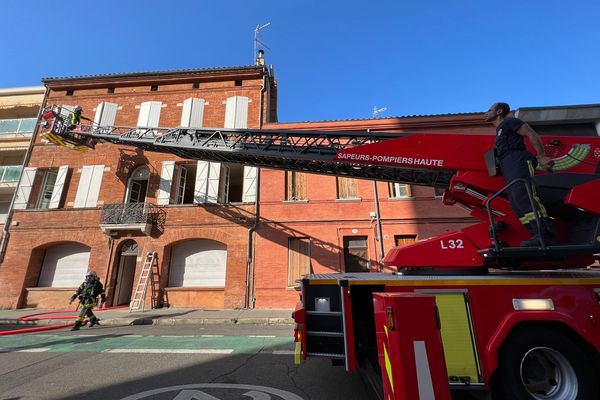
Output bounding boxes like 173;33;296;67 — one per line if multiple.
48;166;69;209
194;161;209;204
94;102;118;126
138;101;162;127
224;96;249;128
288;238;310;286
13;167;37;209
206;162;221;203
242;166;257;202
38;243;90;287
157;161;175;205
74;165;104;208
181;98;205;128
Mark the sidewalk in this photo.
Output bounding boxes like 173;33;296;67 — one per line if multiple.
0;307;294;327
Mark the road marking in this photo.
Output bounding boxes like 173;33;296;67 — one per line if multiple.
249;335;276;338
272;350;295;355
0;347;50;353
119;383;305;400
200;334;224;337
105;348;234;354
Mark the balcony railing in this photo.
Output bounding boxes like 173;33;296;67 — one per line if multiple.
0;118;37;135
100;203;165;235
0;166;22;183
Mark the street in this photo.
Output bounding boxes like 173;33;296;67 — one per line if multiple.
0;324;370;400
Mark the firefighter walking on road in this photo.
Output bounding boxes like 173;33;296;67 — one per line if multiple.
69;271;106;331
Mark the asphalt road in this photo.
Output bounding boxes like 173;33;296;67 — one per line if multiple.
0;324;489;400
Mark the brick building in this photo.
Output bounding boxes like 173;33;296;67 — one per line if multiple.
0;65;276;309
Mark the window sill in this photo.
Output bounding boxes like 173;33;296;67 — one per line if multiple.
27;287;75;291
335;198;362;202
286;286;302;291
283;200;308;204
388;197;415;201
164;286;225;291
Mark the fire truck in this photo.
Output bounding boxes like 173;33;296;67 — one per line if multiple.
41;106;600;399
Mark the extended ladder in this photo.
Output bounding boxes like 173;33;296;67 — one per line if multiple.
129;252;157;312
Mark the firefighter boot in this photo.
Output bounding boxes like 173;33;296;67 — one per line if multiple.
521;219;556;247
89;317;101;327
71;320;83;331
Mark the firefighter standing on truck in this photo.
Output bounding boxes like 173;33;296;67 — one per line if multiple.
69;271;106;331
485;102;556;247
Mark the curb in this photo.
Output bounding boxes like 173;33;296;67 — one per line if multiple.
0;317;293;327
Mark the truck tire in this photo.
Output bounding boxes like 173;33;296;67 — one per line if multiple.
495;327;599;400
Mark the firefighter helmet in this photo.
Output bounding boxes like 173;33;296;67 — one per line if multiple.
85;271;98;281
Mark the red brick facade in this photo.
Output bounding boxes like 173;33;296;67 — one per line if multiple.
0;65;496;310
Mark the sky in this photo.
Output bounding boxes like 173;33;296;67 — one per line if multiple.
1;0;599;122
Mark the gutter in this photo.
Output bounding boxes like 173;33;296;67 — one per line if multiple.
0;86;45;96
244;67;268;309
0;86;49;263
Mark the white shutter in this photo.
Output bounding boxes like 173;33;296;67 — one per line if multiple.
38;243;90;287
206;162;221;203
194;161;209;204
94;102;118;126
242;166;258;202
138;101;162;127
168;240;227;287
225;96;249;129
48;166;68;209
14;167;37;209
74;165;104;208
157;161;175;205
181;98;205;128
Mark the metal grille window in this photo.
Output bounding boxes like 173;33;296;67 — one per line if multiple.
286;171;306;201
389;183;412;198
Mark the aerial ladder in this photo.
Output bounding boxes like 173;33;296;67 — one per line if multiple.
40;105;600;273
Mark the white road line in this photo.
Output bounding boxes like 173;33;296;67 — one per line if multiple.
104;348;234;354
249;335;276;338
200;334;224;337
272;350;295;355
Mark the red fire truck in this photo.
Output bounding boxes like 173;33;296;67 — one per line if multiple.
42;106;600;399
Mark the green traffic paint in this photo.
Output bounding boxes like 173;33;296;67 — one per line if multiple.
0;334;293;354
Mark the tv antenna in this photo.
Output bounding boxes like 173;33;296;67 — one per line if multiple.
372;106;387;118
254;22;271;61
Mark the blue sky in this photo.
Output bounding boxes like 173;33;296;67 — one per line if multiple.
1;0;599;122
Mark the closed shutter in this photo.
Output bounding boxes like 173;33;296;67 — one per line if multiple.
206;162;221;203
224;96;249;128
157;161;175;205
181;98;205;128
74;165;104;208
168;240;227;287
138;101;162;127
93;102;118;126
194;161;209;204
38;243;90;287
337;177;357;199
13;167;37;209
242;166;257;202
49;166;69;209
288;238;310;286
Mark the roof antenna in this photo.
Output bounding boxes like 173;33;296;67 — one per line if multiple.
372;106;387;118
254;22;271;64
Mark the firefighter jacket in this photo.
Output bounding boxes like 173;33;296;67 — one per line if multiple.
71;280;106;305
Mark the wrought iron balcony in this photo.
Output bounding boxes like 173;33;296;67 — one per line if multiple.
100;203;165;235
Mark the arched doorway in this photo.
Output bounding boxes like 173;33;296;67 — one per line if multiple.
113;240;138;306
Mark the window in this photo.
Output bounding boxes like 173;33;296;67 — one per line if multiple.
192;82;200;89
94;102;118;126
27;167;68;210
394;234;417;247
286;171;306;201
168;239;227;287
125;166;150;203
288;238;310;287
150;85;158;91
38;243;90;287
337;177;358;199
74;165;104;208
66;89;74;96
343;236;369;272
180;98;205;128
389;183;412;198
234;80;242;87
107;87;115;94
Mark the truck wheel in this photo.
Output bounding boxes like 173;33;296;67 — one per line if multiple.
496;327;599;400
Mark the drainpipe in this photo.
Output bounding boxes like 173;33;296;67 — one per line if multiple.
0;86;50;263
244;66;268;308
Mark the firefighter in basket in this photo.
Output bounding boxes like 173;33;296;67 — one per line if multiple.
69;271;106;331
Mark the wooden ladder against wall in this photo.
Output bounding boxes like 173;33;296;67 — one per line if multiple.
129;252;157;313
